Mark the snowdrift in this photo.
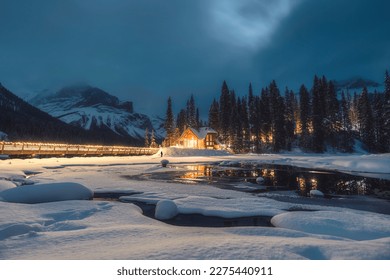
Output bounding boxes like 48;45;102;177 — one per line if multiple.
0;180;17;191
0;182;93;204
155;199;178;220
159;147;230;157
271;210;390;241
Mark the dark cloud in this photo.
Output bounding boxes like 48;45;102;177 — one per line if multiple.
0;0;389;117
254;0;390;89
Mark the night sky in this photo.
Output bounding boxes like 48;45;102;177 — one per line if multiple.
1;0;389;116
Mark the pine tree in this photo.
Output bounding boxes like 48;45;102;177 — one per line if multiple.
340;91;354;152
219;81;231;145
172;127;181;146
383;70;390;152
349;92;360;131
187;94;197;128
248;83;260;152
164;97;175;147
358;87;375;152
176;109;187;134
208;99;220;132
372;93;386;152
284;88;296;151
232;97;243;152
228;90;237;147
150;130;158;148
260;88;271;151
319;76;328;121
311;76;325;152
196;108;200;129
144;127;150;147
269;81;286;152
240;96;250;152
325;80;341;149
299;84;311;150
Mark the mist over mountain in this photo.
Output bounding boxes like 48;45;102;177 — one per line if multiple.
30;85;133;111
333;77;382;93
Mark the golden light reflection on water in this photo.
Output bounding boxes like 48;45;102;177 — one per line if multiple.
181;165;212;179
297;176;318;194
177;165;377;196
180;166;280;185
298;177;306;193
261;169;275;179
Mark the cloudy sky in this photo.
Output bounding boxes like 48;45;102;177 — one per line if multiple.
1;0;389;116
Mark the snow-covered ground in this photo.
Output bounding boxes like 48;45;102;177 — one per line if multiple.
0;149;389;259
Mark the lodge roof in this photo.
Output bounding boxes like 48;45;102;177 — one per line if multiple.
186;127;217;140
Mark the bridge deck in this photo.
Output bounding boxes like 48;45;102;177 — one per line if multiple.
0;142;159;157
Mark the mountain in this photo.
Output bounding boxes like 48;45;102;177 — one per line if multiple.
29;85;165;143
0;130;8;141
0;83;131;144
333;77;382;93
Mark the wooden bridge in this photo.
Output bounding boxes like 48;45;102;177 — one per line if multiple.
0;141;159;158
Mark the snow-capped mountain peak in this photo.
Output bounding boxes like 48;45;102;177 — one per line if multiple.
29;85;164;142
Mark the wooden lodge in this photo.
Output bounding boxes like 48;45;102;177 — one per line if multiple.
177;127;220;149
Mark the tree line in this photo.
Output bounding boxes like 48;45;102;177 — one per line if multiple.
163;71;390;153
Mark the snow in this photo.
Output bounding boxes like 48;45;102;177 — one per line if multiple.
0;170;26;181
32;94;164;140
256;176;265;184
160;159;169;167
0;182;93;204
271;210;390;241
310;189;324;197
160;147;230;157
231;153;390;179
0;152;389;259
155;199;178;220
190;127;217;139
175;196;286;217
0;180;16;191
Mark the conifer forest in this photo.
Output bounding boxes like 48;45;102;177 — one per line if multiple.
164;71;390;154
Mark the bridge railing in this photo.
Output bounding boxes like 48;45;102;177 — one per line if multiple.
0;141;159;157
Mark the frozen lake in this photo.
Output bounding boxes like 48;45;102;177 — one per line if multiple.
1;150;390;259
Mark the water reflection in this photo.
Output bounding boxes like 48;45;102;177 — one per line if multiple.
177;164;390;197
181;165;213;179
